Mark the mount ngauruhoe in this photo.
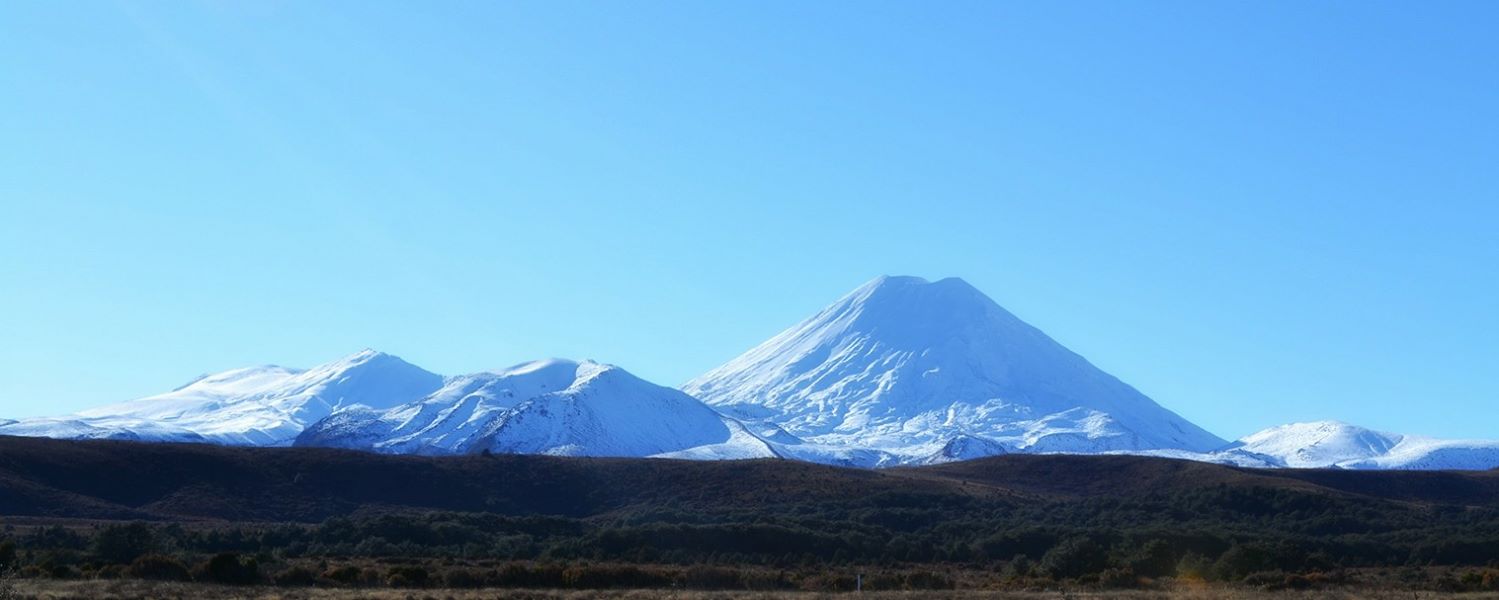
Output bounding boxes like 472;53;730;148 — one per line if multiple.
684;275;1225;465
3;276;1494;470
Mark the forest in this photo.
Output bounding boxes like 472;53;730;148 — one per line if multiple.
3;436;1499;594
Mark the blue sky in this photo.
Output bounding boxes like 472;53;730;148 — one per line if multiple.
2;1;1495;440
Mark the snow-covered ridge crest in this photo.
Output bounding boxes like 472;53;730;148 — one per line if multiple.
1211;421;1499;470
295;358;777;459
2;350;442;446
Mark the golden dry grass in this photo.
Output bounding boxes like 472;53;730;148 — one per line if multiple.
11;581;1499;600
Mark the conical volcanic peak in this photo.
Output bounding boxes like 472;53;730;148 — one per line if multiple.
816;276;1010;351
685;276;1226;461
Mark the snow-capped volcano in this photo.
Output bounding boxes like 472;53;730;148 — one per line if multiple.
0;350;442;445
2;277;1492;471
683;275;1225;465
296;358;776;459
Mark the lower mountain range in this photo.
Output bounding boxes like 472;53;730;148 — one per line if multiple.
3;276;1494;470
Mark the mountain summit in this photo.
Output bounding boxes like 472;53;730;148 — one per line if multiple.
684;275;1225;464
0;350;442;446
296;358;776;459
1220;421;1499;470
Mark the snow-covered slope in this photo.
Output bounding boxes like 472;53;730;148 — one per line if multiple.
0;350;443;446
1219;421;1499;470
1227;421;1403;468
296;359;777;459
1;278;1492;472
683;276;1225;466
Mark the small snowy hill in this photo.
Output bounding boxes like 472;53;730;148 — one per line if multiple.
296;359;777;459
0;350;443;446
683;275;1225;465
1220;421;1499;470
1227;421;1404;468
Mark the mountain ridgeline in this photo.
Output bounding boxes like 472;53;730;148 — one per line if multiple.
2;276;1496;470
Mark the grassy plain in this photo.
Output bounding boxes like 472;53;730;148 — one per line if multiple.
11;580;1499;600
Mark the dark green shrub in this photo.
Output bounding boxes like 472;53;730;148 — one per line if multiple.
682;564;740;589
1039;537;1108;580
273;566;318;586
1176;552;1212;580
493;562;565;588
797;572;857;592
740;569;791;590
94;564;125;580
386;565;429;588
200;553;260;585
1001;554;1033;579
323;565;362;585
125;555;190;581
560;564;672;589
441;567;485;588
1215;544;1278;581
1099;567;1138;588
1242;570;1287;588
92;523;156;565
1127;539;1177;577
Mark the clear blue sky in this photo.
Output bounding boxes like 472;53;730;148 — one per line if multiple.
2;2;1495;440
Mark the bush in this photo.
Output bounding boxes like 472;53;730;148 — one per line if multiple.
441;567;486;588
273;566;318;586
741;569;791;590
901;570;954;590
1039;537;1108;580
1099;567;1138;588
92;523;156;565
124;555;190;581
1215;544;1279;581
1285;573;1314;590
323;565;363;585
199;553;260;585
683;564;741;590
797;572;857;592
1128;539;1177;578
1001;554;1033;579
386;565;429;588
1176;552;1212;580
94;564;125;580
493;562;565;588
562;564;673;589
1242;570;1288;588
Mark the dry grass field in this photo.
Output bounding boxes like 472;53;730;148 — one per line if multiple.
9;581;1499;600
